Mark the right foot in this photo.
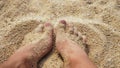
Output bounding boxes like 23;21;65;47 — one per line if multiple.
55;20;96;68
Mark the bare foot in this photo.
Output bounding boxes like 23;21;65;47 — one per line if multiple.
0;23;53;68
55;20;97;68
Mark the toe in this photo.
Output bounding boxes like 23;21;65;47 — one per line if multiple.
78;32;87;44
73;27;78;36
67;23;74;34
75;31;82;40
44;23;53;31
43;23;53;36
78;32;83;39
82;35;87;44
56;20;67;33
55;20;68;42
34;24;44;33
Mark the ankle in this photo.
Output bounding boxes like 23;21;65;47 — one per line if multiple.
0;58;25;68
1;52;28;67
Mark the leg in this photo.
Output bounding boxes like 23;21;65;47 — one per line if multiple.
55;20;97;68
0;23;53;68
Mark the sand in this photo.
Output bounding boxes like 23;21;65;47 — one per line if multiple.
0;0;120;68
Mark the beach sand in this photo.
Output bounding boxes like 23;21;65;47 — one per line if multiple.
0;0;120;68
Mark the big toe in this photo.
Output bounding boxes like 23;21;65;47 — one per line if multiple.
43;23;53;37
55;20;67;33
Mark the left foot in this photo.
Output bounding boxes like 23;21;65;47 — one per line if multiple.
1;23;53;68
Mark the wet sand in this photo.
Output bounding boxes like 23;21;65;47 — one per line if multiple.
0;0;120;68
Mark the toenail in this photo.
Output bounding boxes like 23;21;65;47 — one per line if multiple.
44;23;52;27
59;20;67;25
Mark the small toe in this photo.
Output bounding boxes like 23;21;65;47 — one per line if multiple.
34;24;44;33
78;32;87;44
73;27;78;36
67;23;74;34
76;32;84;40
82;35;87;44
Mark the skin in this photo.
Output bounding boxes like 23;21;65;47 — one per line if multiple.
0;23;53;68
0;21;97;68
55;20;97;68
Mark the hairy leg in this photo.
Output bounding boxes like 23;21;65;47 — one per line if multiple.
0;23;53;68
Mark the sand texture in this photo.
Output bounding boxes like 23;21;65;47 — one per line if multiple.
0;0;120;68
